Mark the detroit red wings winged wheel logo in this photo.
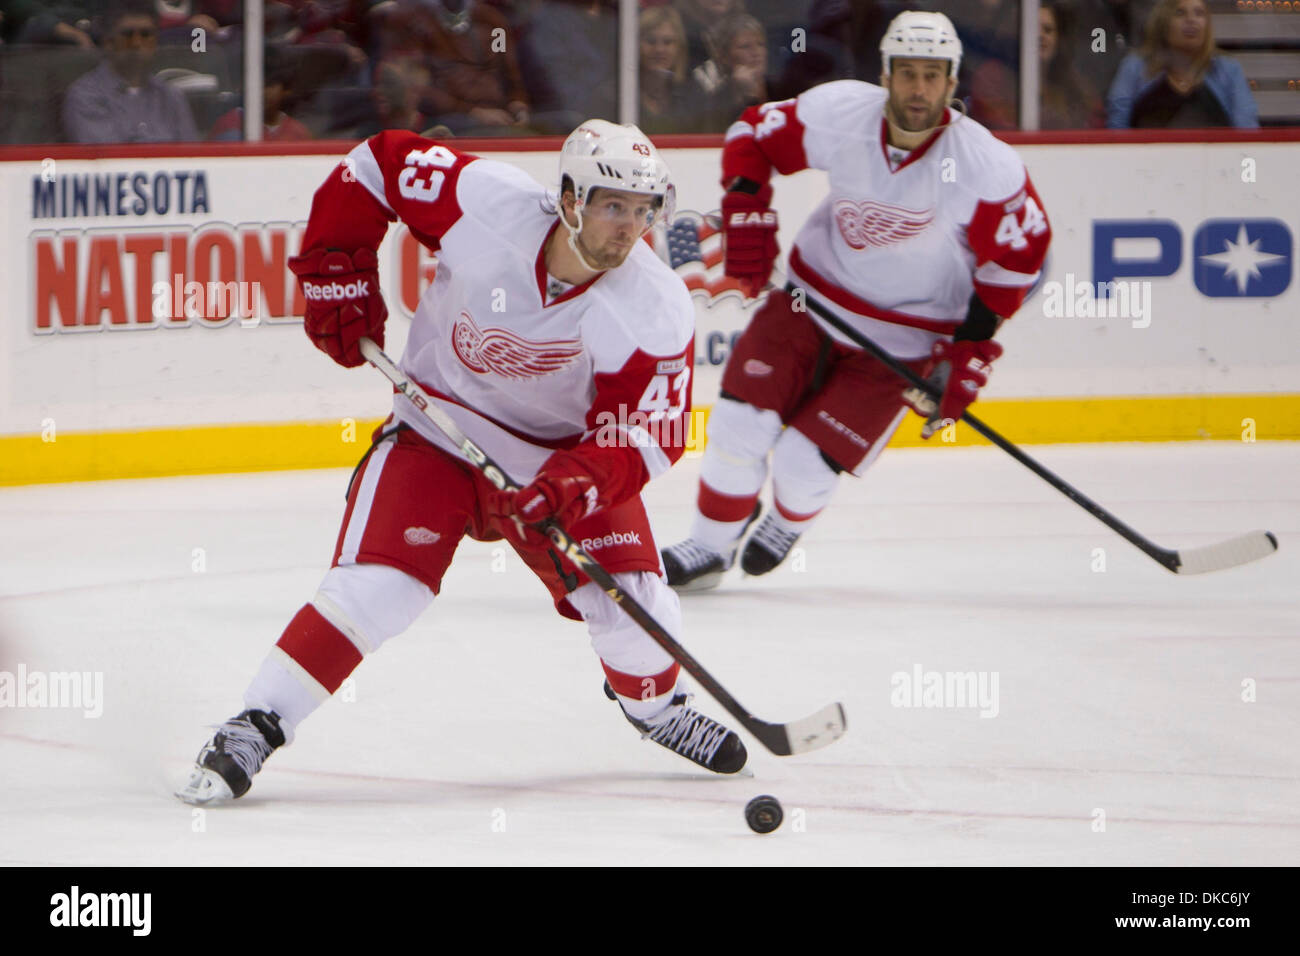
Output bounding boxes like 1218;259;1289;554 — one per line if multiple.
452;311;584;381
833;199;933;250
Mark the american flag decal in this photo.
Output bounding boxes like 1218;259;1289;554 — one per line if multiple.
661;211;749;304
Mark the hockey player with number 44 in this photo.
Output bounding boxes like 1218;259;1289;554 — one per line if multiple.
178;121;750;805
662;11;1053;590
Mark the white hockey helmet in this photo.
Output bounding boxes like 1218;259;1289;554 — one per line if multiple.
558;119;675;225
880;11;963;78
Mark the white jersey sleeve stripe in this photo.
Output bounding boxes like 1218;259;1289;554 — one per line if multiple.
347;141;395;215
724;120;755;143
975;260;1041;287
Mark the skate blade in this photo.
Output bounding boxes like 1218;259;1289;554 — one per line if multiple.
669;569;726;593
175;766;235;806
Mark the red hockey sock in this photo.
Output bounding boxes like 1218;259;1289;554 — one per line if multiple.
276;603;364;694
698;482;759;522
773;498;821;525
603;661;680;719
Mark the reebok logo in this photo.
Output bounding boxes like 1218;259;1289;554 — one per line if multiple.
729;211;777;227
301;278;370;302
743;359;773;376
581;530;642;551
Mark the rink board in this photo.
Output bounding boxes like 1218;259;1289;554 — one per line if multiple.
1;137;1298;484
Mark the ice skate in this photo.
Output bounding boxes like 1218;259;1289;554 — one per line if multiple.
605;682;747;774
661;504;761;592
740;512;802;576
176;709;285;805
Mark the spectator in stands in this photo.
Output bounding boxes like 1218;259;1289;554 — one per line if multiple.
208;52;311;141
1040;2;1104;128
62;0;199;142
1106;0;1258;127
401;0;531;134
360;56;435;136
695;13;769;132
847;0;891;82
761;0;854;100
283;0;369;82
970;1;1103;129
1069;0;1155;103
674;0;745;74
516;0;618;134
639;4;702;133
947;0;1020;112
3;0;97;46
155;0;221;40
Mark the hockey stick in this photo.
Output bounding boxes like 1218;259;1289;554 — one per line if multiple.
785;285;1278;575
358;337;846;756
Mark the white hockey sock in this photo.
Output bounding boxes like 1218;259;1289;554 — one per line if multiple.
243;650;319;743
688;399;783;554
243;564;434;743
770;427;838;527
616;679;683;720
767;509;818;537
568;572;683;720
689;510;753;555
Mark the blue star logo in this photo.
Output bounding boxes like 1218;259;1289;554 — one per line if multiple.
1193;220;1291;297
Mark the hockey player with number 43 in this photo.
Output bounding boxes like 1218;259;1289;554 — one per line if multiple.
178;121;750;805
662;11;1052;590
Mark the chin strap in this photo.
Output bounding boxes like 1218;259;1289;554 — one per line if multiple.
560;205;605;274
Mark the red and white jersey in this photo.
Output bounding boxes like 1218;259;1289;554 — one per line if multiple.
723;80;1051;358
300;130;695;492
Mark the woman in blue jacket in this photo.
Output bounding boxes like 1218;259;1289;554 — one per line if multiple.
1107;0;1258;128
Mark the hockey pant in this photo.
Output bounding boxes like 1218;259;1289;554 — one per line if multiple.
690;289;930;551
243;427;684;740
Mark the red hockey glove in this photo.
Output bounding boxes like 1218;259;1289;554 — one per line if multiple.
721;185;779;299
289;247;386;368
903;338;1004;439
490;451;608;548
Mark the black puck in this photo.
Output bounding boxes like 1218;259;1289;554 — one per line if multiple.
744;794;783;834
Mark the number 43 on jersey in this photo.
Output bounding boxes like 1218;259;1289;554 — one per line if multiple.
638;368;690;421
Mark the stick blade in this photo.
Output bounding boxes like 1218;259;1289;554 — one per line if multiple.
1175;530;1278;574
744;702;847;756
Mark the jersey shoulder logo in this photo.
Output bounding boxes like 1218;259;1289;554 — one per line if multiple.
833;199;933;250
452;311;584;381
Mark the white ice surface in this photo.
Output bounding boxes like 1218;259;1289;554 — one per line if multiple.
1;442;1297;865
